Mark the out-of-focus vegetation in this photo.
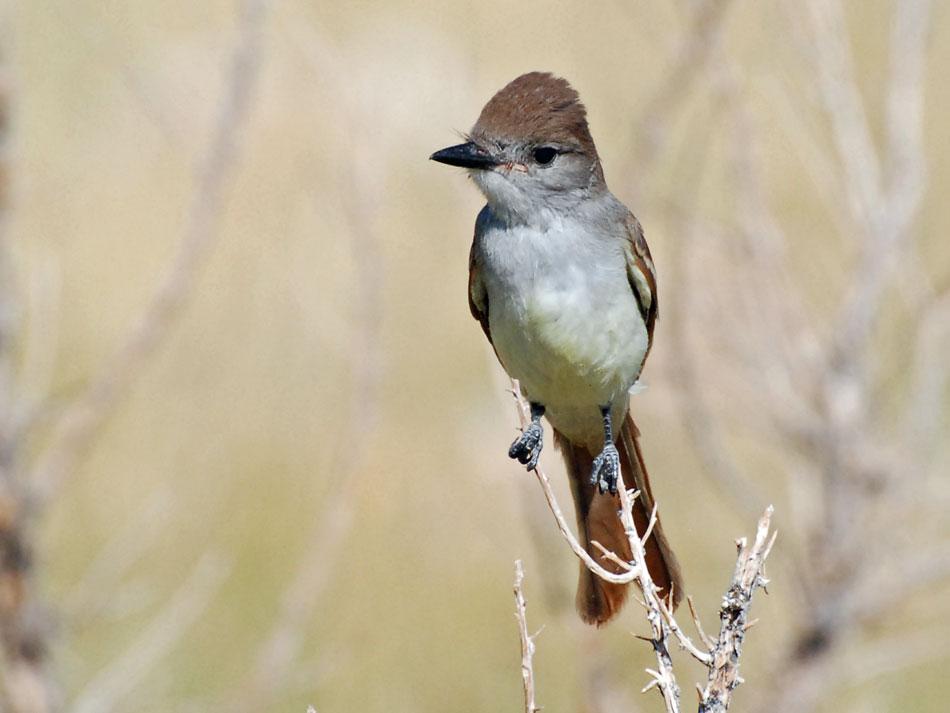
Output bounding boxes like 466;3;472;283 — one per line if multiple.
1;1;948;712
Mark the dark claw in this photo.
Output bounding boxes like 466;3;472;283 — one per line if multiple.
509;421;543;471
590;442;620;494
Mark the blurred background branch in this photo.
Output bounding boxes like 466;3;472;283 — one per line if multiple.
30;0;270;504
652;1;949;712
0;0;268;710
224;20;386;713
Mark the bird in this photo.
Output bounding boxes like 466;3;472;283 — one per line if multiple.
430;72;683;625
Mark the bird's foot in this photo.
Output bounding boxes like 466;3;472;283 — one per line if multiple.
509;421;543;470
590;442;620;495
509;403;544;470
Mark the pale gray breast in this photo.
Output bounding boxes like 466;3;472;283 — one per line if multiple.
476;211;647;407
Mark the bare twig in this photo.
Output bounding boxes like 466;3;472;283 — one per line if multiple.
698;507;775;713
613;458;681;713
687;596;715;651
513;561;540;713
510;382;775;712
509;382;639;586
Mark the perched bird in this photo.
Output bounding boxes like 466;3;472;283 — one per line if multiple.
431;72;683;625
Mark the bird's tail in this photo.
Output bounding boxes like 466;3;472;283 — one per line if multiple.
555;412;683;626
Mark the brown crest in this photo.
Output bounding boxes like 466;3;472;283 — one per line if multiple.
470;72;599;158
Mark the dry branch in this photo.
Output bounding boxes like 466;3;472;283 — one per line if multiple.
698;507;775;713
510;381;640;586
508;386;775;712
513;561;539;713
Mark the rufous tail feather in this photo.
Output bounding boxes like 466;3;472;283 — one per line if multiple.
555;412;683;626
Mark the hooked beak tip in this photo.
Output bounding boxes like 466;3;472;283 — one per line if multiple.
430;142;498;170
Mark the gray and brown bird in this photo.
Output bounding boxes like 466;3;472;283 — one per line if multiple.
432;72;683;625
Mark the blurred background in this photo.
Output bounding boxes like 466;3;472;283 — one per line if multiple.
0;0;948;712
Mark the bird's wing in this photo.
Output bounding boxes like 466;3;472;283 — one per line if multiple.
622;211;658;358
469;207;493;346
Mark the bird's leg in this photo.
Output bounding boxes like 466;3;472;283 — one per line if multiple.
590;405;621;495
509;402;545;470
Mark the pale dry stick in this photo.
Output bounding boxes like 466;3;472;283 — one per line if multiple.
512;381;724;664
29;0;270;503
513;560;540;713
509;380;639;586
510;385;776;713
612;437;681;713
592;538;634;573
656;596;714;666
687;596;715;651
697;506;775;713
512;389;678;712
69;553;232;713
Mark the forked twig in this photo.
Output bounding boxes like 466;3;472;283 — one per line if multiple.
509;380;640;586
508;384;775;712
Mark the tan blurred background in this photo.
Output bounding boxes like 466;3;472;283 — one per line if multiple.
1;0;948;712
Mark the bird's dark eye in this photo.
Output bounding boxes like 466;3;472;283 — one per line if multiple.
532;146;558;165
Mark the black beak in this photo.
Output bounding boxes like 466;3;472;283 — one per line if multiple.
429;142;499;170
